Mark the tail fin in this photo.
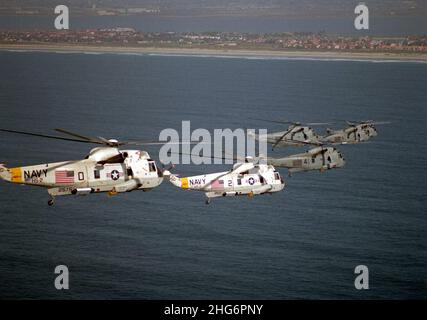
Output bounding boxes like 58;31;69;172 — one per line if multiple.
0;164;24;183
163;165;188;189
168;174;188;189
0;164;12;182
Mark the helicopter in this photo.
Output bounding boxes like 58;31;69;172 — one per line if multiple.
321;120;390;144
168;155;285;204
219;141;346;176
265;145;346;175
0;128;180;206
247;119;329;150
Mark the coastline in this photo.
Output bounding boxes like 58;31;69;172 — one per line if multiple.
1;43;427;62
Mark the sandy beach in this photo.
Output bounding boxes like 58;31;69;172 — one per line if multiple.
1;43;427;61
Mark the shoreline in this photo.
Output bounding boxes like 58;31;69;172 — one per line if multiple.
1;43;427;62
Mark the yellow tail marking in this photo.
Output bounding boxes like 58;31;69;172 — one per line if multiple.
180;177;189;189
10;167;23;183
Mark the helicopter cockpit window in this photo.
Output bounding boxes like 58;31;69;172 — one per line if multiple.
148;162;156;172
327;156;332;162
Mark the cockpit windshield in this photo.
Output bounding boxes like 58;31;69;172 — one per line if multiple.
148;161;157;172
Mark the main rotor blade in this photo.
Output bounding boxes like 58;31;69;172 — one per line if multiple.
55;128;112;145
365;121;391;125
305;122;334;126
306;148;327;158
0;128;104;144
222;150;242;162
45;160;82;172
168;151;234;162
125;140;211;146
338;119;390;126
55;128;95;141
55;129;172;146
346;120;374;126
167;151;235;189
272;127;298;150
282;138;323;146
249;118;332;126
203;162;255;189
248;117;293;125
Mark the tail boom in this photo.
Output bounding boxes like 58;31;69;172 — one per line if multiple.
169;174;188;189
0;164;23;183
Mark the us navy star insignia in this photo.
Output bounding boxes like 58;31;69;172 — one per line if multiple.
111;170;120;181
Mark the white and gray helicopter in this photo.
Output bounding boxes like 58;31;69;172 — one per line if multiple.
168;155;285;204
321;120;390;144
0;128;179;206
248;119;330;150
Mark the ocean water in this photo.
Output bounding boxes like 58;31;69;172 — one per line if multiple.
0;51;426;299
1;14;427;36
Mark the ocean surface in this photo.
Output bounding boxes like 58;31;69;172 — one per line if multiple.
1;14;427;36
0;51;426;299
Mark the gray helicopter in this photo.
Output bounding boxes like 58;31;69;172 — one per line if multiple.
248;119;330;150
321;120;390;144
223;137;346;176
265;145;346;175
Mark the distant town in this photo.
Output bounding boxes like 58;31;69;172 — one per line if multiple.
1;29;426;53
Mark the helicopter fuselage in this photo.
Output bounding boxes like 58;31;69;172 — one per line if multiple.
251;126;321;147
267;146;346;173
169;163;285;202
322;124;377;144
0;148;163;200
